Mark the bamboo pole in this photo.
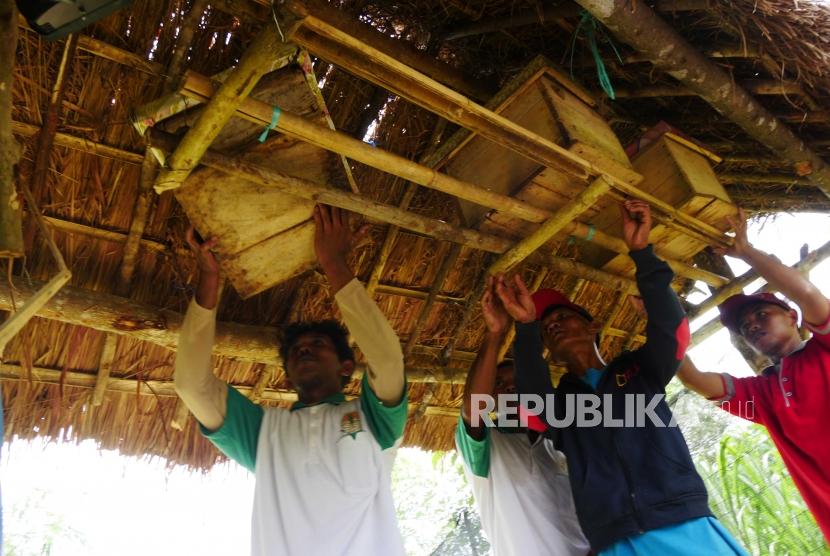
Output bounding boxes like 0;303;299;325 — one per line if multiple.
615;81;803;98
91;335;118;406
12;120;145;164
179;72;552;223
76;35;164;75
164;0;208;91
573;0;830;198
28;34;78;202
0;0;23;258
117;148;158;295
719;173;811;186
367;119;448;294
488;177;611;274
688;238;830;323
177;70;730;247
403;243;462;358
154;30;297;192
284;0;493;101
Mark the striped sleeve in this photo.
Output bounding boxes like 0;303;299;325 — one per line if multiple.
455;416;491;478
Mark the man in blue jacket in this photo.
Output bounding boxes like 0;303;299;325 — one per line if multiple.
496;200;747;555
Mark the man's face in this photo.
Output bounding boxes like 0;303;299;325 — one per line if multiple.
738;303;799;356
541;307;596;360
285;333;351;393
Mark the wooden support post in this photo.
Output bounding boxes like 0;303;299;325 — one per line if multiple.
117;148;158;295
719;173;811;187
164;0;208;91
91;335;118;406
28;34;78;202
615;80;804;98
0;0;23;258
403;243;462;358
153;30;297;192
573;0;830;198
600;291;630;341
488;177;611;274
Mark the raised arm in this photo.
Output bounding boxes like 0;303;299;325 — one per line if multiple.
719;209;830;326
623;201;690;388
173;227;228;432
314;205;405;406
461;276;511;439
676;356;726;400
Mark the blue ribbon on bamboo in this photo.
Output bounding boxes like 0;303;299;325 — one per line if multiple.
259;106;282;143
570;11;623;100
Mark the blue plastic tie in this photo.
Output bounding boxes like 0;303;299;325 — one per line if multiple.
259;106;282;143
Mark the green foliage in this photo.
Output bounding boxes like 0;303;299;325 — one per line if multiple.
4;488;87;556
698;426;828;556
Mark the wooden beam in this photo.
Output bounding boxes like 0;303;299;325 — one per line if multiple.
403;243;462;358
573;0;830;198
615;80;804;98
76;35;164;76
719;173;812;186
284;0;493;101
91;335;118;406
688;238;830;323
12;120;144;164
164;0;208;91
117;149;158;294
27;34;78;204
153;30;297;192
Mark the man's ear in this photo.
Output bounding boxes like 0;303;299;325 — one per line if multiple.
588;320;602;335
789;308;799;325
340;359;355;379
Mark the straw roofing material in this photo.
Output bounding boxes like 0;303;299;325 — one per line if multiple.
3;0;829;469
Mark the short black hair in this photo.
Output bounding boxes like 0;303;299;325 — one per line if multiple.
279;320;355;366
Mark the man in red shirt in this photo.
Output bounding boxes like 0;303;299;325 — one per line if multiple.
678;209;830;543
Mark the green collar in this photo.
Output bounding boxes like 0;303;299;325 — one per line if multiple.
290;392;346;411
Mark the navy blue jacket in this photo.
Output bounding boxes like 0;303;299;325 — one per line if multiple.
514;245;708;552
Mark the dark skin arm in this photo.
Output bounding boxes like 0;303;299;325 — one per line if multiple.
185;227;220;310
462;276;511;440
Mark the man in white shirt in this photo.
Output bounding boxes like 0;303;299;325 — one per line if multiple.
456;276;589;556
175;205;407;556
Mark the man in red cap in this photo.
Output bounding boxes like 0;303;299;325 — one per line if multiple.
677;209;830;542
496;200;747;555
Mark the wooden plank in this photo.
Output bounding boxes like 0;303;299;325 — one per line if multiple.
12;120;145;164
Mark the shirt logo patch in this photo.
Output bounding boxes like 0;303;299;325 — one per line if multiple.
339;411;365;440
616;364;640;387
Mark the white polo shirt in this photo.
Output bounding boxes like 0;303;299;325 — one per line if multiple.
456;419;589;556
181;279;408;555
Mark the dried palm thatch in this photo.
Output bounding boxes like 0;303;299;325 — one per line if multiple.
1;0;829;471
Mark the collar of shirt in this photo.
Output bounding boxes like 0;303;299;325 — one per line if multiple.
762;340;808;376
290;392;347;411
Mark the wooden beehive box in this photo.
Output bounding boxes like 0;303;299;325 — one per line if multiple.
592;132;737;276
433;56;632;243
174;62;354;299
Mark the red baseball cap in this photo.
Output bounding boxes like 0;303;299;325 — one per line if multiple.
532;288;593;322
718;292;794;333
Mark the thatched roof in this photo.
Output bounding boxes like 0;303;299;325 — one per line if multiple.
2;0;830;470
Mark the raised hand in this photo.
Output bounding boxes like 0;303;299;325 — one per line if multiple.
186;226;219;276
716;208;753;260
185;226;220;309
312;204;369;293
495;274;537;324
481;275;512;336
620;200;651;252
